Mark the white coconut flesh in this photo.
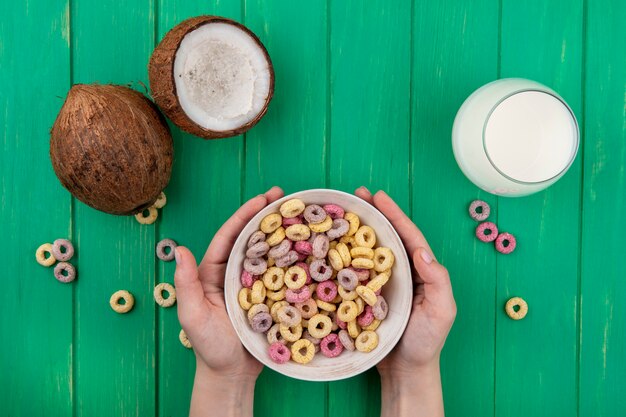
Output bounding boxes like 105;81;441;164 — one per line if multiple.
173;22;272;132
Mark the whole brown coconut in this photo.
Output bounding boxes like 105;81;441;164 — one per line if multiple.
50;84;173;215
149;16;274;139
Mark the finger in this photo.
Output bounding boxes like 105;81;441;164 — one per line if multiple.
265;186;284;204
372;190;433;258
412;248;456;318
174;247;207;326
354;186;374;204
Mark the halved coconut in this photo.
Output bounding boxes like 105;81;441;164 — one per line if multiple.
149;16;274;139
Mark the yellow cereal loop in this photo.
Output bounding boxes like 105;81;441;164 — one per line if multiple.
251;280;267;304
336;243;352;267
339;235;356;247
301;319;309;328
266;286;286;301
309;215;333;233
266;227;286;246
367;271;391;292
263;267;285;291
363;319;381;331
344;212;360;236
354;296;365;315
247;303;269;322
337;300;359;322
355;330;379;352
238;288;253;310
351;258;375;269
265;298;275;310
347;319;361;339
271;300;289;321
284;265;307;289
179;329;192;349
291;339;315;364
267;257;276;267
279;323;303;342
373;247;395;272
329;241;338;250
280;198;305;218
356;285;378;306
35;243;56;267
338;285;358;301
354;225;376;248
285;224;311;241
328;249;344;271
309;283;318;294
331;294;342;304
135;206;158;224
350;247;374;259
316;298;337;312
260;213;282;233
308;314;333;339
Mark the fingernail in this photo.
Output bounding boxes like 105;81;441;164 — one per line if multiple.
174;247;181;265
359;186;371;195
420;249;433;264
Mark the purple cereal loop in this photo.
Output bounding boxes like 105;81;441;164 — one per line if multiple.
351;268;370;281
373;295;388;320
357;305;375;327
338;329;355;351
269;342;291;364
296;261;312;284
294;241;313;255
268;239;291;259
243;257;268;275
326;218;350;240
246;241;270;258
250;312;273;333
307;232;320;244
275;250;298;267
156;238;177;261
495;232;517;254
316;280;338;302
267;324;287;345
51;239;74;262
476;221;498;243
302;330;321;353
323;204;345;220
320;333;344;358
54;262;76;283
337;268;358;290
310;259;333;282
312;234;330;259
469;200;491;221
285;286;311;303
247;231;266;248
240;270;256;288
303;204;327;224
282;216;303;227
277;305;302;327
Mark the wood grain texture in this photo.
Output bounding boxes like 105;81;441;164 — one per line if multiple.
580;0;626;415
411;1;499;416
243;1;329;415
71;0;157;415
496;1;583;415
0;1;72;416
154;2;244;417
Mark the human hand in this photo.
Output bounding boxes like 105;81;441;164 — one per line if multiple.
173;186;284;413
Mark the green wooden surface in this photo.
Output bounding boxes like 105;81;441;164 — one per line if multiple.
1;0;625;416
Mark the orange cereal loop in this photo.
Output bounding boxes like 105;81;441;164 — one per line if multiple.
309;216;333;233
315;298;337;312
344;212;360;236
285;224;311;241
366;271;391;292
355;330;379;352
238;288;253;310
290;339;315;364
35;243;56;267
338;285;358;301
154;283;176;307
328;249;344;271
266;227;286;246
260;213;282;233
354;226;376;248
135;206;158;224
110;290;135;314
373;247;395;272
179;329;193;349
350;247;374;259
280;199;306;218
356;285;378;306
351;258;374;270
263;267;285;291
279;323;303;342
266;286;286;301
354;297;365;315
307;314;333;339
505;297;528;320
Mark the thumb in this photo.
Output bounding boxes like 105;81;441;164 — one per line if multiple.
412;247;456;312
174;246;205;328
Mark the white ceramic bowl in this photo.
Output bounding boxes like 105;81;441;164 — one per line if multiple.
224;189;412;381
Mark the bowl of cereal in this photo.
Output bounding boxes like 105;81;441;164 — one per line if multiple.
224;189;413;381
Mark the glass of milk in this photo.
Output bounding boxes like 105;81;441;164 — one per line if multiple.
452;78;579;197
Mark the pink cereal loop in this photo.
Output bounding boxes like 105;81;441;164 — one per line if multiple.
323;204;345;220
351;268;370;281
475;221;498;243
269;342;291;364
240;270;256;288
316;280;338;302
296;261;312;284
282;216;303;227
285;286;311;303
336;315;347;330
294;241;313;255
357;305;375;327
495;232;516;254
320;333;344;358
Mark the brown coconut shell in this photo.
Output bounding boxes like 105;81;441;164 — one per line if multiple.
148;16;275;139
50;84;173;215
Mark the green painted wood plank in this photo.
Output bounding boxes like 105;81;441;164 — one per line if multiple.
0;1;73;416
328;1;411;416
495;1;583;415
411;1;499;416
243;1;328;415
580;0;626;415
154;2;244;417
71;1;157;415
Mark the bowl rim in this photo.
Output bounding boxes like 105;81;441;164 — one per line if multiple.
224;188;413;381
